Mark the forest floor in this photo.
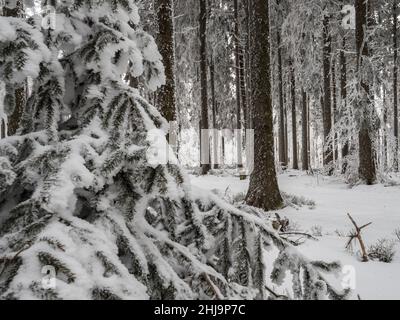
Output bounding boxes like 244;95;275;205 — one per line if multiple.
190;170;400;300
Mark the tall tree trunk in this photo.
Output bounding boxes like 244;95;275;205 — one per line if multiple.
290;60;299;170
332;56;338;163
302;89;309;171
199;0;210;175
244;0;252;129
356;0;376;184
341;37;349;173
307;95;311;167
277;29;286;167
1;119;6;139
3;1;25;136
393;0;398;172
234;0;243;169
322;14;333;169
210;55;219;169
383;88;388;171
246;0;282;211
239;50;248;131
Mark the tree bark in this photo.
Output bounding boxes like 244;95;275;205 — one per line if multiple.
246;0;282;211
210;55;219;169
290;60;298;170
355;0;376;184
0;119;6;139
199;0;211;175
302;89;309;171
234;0;243;169
393;0;398;172
3;1;25;136
277;29;286;167
340;37;349;173
383;88;388;171
155;0;176;123
284;90;289;164
322;14;333;169
332;56;338;163
244;0;252;130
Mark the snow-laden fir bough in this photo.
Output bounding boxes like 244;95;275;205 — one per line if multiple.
0;0;349;300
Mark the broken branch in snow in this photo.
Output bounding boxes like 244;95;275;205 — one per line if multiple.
272;213;289;232
0;243;31;278
202;273;224;300
264;285;288;300
279;232;318;241
346;213;371;262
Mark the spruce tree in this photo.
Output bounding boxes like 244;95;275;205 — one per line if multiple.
246;0;283;211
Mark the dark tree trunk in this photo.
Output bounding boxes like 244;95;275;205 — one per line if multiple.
239;49;248;131
307;95;311;167
290;60;298;170
383;88;388;171
234;0;243;168
355;0;376;184
277;29;286;167
155;0;176;124
322;14;333;169
393;0;398;172
199;0;211;175
246;0;282;211
1;119;6;139
302;89;309;171
210;56;219;169
244;0;252;129
3;1;25;137
284;104;289;165
332;56;338;163
340;37;349;173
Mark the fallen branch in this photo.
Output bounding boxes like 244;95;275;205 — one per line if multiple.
264;285;288;300
0;244;31;278
202;273;224;300
279;232;318;241
346;213;371;262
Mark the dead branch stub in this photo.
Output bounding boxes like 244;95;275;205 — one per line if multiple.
346;213;372;262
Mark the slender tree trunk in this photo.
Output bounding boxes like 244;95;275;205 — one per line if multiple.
332;56;338;163
199;0;210;175
277;29;286;167
322;14;333;170
246;0;282;211
307;95;311;167
341;37;349;173
3;1;25;136
210;55;219;169
244;0;252;129
239;50;248;131
290;60;299;170
234;0;243;169
356;0;376;184
302;89;309;171
383;88;388;171
284;97;289;164
1;119;6;139
393;0;398;172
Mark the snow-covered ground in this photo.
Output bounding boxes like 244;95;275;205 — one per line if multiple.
189;170;400;300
